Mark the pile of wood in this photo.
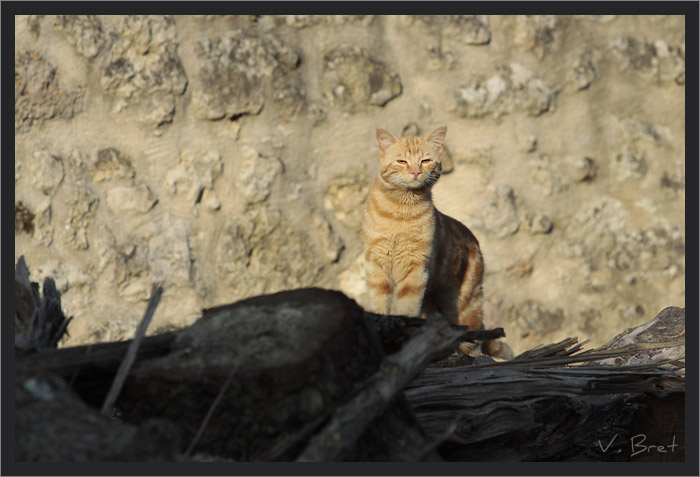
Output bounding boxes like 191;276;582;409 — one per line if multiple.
14;256;685;462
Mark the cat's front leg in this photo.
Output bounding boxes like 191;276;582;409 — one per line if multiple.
392;261;429;317
365;259;393;315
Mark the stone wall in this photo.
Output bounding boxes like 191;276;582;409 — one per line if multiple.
15;15;685;353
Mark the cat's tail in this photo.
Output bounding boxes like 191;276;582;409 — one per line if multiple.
481;339;514;360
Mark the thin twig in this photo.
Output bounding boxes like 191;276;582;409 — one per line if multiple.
184;364;238;457
436;341;688;371
100;285;163;417
296;313;470;462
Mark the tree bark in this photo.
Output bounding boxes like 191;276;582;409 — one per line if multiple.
405;307;686;461
298;314;502;461
17;288;448;461
15;369;184;462
14;258;685;463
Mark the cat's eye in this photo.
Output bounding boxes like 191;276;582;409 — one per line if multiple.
396;160;408;165
421;159;432;165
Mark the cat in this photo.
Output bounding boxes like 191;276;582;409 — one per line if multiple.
361;126;512;359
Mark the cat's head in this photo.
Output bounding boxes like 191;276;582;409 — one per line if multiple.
375;126;447;190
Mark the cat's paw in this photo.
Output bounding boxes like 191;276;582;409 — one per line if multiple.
457;341;480;356
483;339;514;360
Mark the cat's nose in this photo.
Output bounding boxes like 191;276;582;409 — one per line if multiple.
411;171;420;179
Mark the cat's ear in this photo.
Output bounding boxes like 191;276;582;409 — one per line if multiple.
425;126;447;155
376;129;399;156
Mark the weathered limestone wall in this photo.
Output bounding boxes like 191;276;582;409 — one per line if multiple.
14;15;685;353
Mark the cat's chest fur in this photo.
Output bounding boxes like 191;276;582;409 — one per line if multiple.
361;182;436;280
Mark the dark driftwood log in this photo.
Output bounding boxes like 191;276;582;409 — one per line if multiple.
18;331;178;409
585;306;685;369
15;256;71;351
14;255;685;463
14;280;182;463
118;288;425;461
405;307;685;461
592;306;686;463
298;314;503;461
14;369;184;462
18;288;453;461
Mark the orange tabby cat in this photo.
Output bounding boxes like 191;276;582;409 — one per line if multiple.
361;126;512;358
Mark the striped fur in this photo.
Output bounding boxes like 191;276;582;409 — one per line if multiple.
361;126;512;359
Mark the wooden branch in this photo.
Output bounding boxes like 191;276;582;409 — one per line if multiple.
100;285;162;416
405;308;686;461
94;288;427;461
14;255;40;333
510;337;583;360
583;306;685;370
365;311;505;354
14;260;685;463
15;255;71;351
297;314;495;462
407;366;683;461
17;331;178;410
184;363;238;457
15;370;185;461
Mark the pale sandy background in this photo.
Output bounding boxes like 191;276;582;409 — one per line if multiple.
15;15;685;354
